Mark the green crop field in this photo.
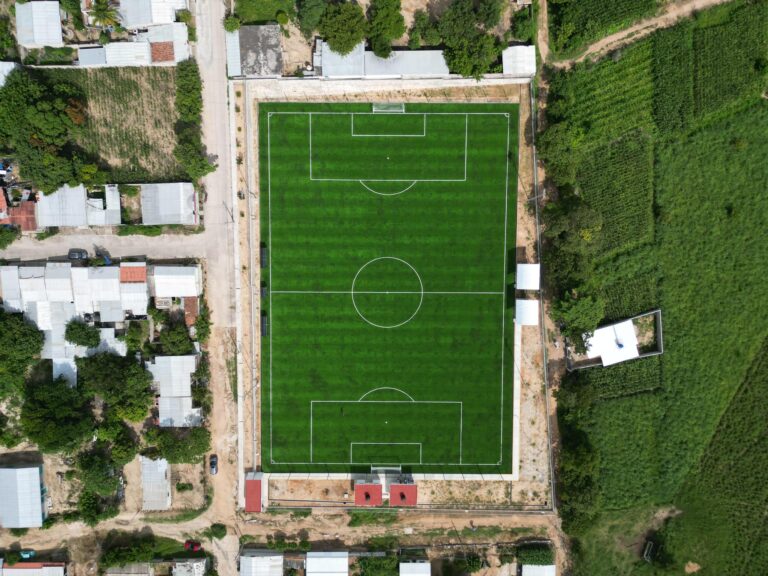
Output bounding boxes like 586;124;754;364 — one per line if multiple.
259;102;518;474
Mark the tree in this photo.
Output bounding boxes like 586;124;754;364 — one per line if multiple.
223;14;241;32
90;0;120;27
297;0;327;38
194;300;211;343
475;0;504;28
174;137;216;180
203;523;227;540
97;415;139;465
148;427;211;463
320;2;367;56
0;310;44;398
65;319;101;348
76;353;154;422
368;0;405;58
0;225;20;250
553;293;606;347
159;321;195;355
78;489;118;526
21;377;92;453
77;444;120;496
438;0;502;78
175;61;203;124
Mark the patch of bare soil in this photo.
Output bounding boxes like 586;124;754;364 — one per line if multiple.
281;22;313;75
419;481;513;507
122;455;143;513
120;192;142;224
269;479;354;505
685;561;702;574
171;463;207;509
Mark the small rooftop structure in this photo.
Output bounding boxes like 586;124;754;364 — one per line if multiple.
0;562;66;576
151;265;203;298
140;182;197;225
314;42;449;78
244;471;263;513
0;466;46;528
585;319;639;367
119;0;187;29
140;456;171;511
228;25;283;77
515;299;539;326
105;563;154;576
0;188;37;232
137;23;190;64
148;355;202;427
516;263;541;291
0;62;18;88
502;45;536;78
354;483;383;507
305;552;349;576
399;563;431;576
172;560;207;576
389;483;417;507
14;1;63;48
36;184;120;228
521;567;556;576
103;42;152;66
239;551;283;576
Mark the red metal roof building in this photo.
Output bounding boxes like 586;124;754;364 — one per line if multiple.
354;483;383;507
119;263;148;283
389;483;417;507
245;472;262;513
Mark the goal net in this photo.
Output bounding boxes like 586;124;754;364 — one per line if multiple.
372;103;405;113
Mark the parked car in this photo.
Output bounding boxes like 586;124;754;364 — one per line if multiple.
209;454;218;475
184;540;202;552
68;248;88;260
20;550;36;559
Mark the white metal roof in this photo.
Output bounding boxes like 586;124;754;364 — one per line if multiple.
120;283;149;316
104;42;152;67
225;30;242;77
14;1;64;48
515;299;539;326
151;266;202;298
1;565;66;576
71;267;93;314
140;456;171;511
158;396;202;427
78;46;107;66
0;265;23;312
318;40;365;77
173;560;207;576
119;0;186;28
516;263;541;291
306;552;349;576
140;182;197;225
585;319;639;366
399;563;431;576
137;22;189;63
364;50;448;77
502;45;536;77
45;262;73;302
521;567;556;576
86;184;121;225
36;184;88;228
89;267;121;302
18;267;47;305
0;61;18;88
0;467;44;528
239;552;284;576
149;355;197;397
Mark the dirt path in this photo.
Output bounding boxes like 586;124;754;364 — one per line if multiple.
550;0;732;68
537;0;551;64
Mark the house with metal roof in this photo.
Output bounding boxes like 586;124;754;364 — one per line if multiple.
0;466;46;528
306;553;349;576
36;184;120;229
0;561;66;576
140;456;171;511
14;1;63;48
172;559;207;576
147;355;202;427
521;566;556;576
150;266;203;299
239;551;283;576
119;0;187;29
501;45;536;78
140;182;198;225
313;41;448;79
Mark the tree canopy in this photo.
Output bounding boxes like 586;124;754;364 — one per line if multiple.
320;2;367;56
65;319;101;348
0;225;20;250
20;376;92;453
438;0;502;78
297;0;327;38
159;321;195;355
76;353;154;422
368;0;405;58
146;427;211;464
76;443;121;496
0;311;44;398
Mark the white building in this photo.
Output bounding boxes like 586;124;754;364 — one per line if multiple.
150;265;203;299
521;566;556;576
239;551;283;576
36;184;121;228
0;466;46;528
585;319;639;367
119;0;187;29
399;563;431;576
147;355;202;427
140;456;171;511
0;562;66;576
502;45;536;78
306;552;349;576
313;41;449;79
140;182;198;225
14;1;63;48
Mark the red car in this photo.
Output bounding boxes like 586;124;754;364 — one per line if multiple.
184;540;202;552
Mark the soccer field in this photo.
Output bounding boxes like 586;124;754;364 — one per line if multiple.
260;102;519;474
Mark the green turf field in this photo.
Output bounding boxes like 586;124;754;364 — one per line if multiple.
260;102;519;474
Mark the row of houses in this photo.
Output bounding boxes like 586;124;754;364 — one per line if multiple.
14;0;189;66
0;182;197;232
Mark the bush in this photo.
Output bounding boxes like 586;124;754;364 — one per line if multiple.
516;544;554;565
119;184;141;197
368;0;405;58
159;321;195;355
125;320;149;353
194;298;211;343
65;319;101;348
3;551;21;565
77;444;120;496
9;527;28;537
357;556;398;576
297;0;327;38
347;509;397;526
320;2;367;56
276;10;289;25
118;225;164;237
204;523;227;539
176;482;193;492
78;489;119;526
224;14;242;32
0;225;20;250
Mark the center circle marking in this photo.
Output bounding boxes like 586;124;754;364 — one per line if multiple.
351;257;424;329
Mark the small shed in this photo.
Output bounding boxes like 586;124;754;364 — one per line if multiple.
244;471;262;513
502;45;536;78
15;1;63;48
364;50;448;77
137;22;190;64
515;299;539;326
240;551;283;576
521;566;556;576
389;483;417;507
140;456;171;511
585;320;639;367
354;483;382;507
140;182;197;225
516;263;541;291
119;0;187;29
225;31;242;77
399;563;431;576
78;46;107;66
237;25;283;77
315;40;365;77
306;552;349;576
36;184;88;228
104;42;152;66
151;266;202;298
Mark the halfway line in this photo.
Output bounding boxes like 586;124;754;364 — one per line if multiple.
271;290;504;295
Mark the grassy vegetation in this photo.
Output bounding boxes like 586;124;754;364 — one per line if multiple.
260;103;518;474
236;0;294;23
541;1;768;573
39;68;184;183
348;509;398;527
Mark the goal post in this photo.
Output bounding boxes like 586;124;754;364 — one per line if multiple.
372;103;406;113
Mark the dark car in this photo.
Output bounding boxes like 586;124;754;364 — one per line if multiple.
68;248;88;260
184;540;202;552
209;454;218;475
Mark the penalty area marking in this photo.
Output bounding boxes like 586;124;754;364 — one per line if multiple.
359;387;415;402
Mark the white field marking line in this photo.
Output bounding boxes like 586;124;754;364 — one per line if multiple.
351;256;424;329
268;110;512;469
464;114;469;180
350;443;423;465
305;400;463;467
350;113;426;137
358;387;415;401
271;290;504;295
498;112;511;466
359;180;418;196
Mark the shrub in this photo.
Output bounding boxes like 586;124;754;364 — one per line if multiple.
204;523;227;539
194;298;212;343
224;14;242;32
9;527;28;537
320;2;367;56
516;544;554;565
119;184;141;197
297;0;327;38
77;444;120;496
76;353;154;422
65;319;101;348
276;11;289;25
0;225;20;250
159;321;195;355
176;482;193;492
125;320;149;353
347;509;397;526
118;225;164;236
